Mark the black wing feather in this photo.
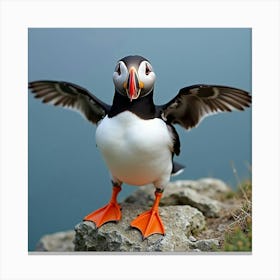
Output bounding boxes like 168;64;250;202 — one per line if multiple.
29;80;111;124
158;84;251;130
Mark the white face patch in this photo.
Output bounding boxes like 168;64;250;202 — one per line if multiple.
113;61;128;95
138;61;156;96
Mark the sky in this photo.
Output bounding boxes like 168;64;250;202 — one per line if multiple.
28;28;251;251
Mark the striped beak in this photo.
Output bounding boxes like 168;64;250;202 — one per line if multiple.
125;68;143;102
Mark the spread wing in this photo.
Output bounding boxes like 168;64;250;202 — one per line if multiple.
28;80;111;124
158;84;251;130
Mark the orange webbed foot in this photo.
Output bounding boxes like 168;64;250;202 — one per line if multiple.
83;186;121;227
130;190;165;239
130;208;165;239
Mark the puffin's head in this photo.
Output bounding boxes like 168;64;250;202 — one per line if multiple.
113;55;156;101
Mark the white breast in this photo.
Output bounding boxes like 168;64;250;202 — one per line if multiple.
95;111;173;187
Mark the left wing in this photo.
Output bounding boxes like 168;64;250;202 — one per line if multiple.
158;84;251;130
29;80;111;124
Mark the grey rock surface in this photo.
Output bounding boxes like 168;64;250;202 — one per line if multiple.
35;230;75;252
189;238;220;251
74;203;205;252
125;178;230;217
170;178;231;199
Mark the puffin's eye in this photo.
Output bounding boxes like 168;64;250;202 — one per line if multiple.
115;63;121;75
145;63;152;75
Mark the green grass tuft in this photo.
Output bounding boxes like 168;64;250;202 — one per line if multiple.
221;181;252;252
223;217;252;251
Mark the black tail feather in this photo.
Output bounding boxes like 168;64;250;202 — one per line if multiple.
172;161;185;176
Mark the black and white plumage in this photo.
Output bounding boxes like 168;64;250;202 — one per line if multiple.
29;55;251;237
29;55;251;190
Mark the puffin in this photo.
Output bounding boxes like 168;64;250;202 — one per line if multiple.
29;55;251;239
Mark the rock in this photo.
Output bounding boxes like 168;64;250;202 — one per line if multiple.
124;178;230;217
189;239;220;251
162;187;222;218
173;178;231;199
191;248;202;252
35;230;75;252
74;203;205;252
189;235;197;242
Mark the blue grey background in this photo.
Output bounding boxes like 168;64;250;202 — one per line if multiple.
28;28;251;251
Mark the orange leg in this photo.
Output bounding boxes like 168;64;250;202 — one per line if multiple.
130;189;165;239
83;186;122;227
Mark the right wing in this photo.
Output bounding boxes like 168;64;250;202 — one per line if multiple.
29;80;111;124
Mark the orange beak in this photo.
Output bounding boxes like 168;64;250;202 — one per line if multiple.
127;68;140;102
